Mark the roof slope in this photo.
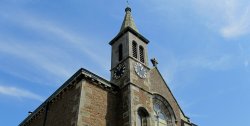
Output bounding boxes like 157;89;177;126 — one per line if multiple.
149;67;192;123
120;7;139;33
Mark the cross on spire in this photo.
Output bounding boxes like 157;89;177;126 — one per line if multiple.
151;58;159;67
126;0;129;7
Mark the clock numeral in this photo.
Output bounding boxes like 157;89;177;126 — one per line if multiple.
113;63;126;79
134;62;147;79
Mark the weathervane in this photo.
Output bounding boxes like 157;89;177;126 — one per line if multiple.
126;0;129;7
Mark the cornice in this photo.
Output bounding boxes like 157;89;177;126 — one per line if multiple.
109;27;149;45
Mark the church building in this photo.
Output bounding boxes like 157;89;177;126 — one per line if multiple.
19;6;197;126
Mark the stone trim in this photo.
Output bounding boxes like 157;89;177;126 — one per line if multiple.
181;119;198;126
153;94;177;121
110;56;150;71
134;105;152;126
109;27;149;45
76;80;86;126
121;82;151;95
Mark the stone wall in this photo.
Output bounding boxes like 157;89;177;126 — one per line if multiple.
130;85;153;126
78;80;118;126
26;80;82;126
149;68;182;126
44;81;82;126
26;112;45;126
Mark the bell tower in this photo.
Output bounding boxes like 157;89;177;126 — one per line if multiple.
109;6;150;88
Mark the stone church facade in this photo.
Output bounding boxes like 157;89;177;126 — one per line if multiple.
19;7;197;126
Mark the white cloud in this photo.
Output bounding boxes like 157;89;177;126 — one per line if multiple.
164;55;234;73
219;4;250;38
159;54;234;90
0;9;110;84
244;61;249;67
146;0;250;39
184;55;233;71
192;0;250;38
0;85;44;101
238;43;250;68
0;41;72;78
0;10;109;71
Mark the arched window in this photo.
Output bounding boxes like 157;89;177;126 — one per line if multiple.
132;41;138;58
118;44;123;61
153;95;176;126
137;108;149;126
154;104;168;126
139;46;144;63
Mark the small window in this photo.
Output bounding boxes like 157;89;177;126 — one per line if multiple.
118;44;123;61
137;108;149;126
132;41;137;58
139;46;144;63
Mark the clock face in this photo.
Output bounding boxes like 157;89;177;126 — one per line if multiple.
134;62;147;78
113;63;126;79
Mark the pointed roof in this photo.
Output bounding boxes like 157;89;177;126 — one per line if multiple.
109;6;149;45
120;7;139;33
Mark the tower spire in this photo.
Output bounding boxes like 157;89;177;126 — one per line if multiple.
120;5;139;33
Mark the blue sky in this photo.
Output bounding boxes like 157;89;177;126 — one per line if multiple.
0;0;249;125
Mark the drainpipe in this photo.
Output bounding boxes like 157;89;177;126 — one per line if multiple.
43;102;49;126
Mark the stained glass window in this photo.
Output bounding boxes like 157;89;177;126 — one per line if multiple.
153;96;175;126
154;104;167;126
